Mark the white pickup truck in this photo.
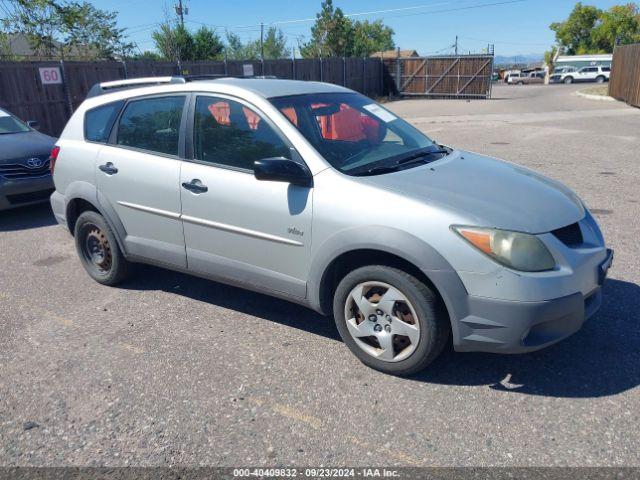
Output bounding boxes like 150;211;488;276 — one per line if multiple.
549;66;611;84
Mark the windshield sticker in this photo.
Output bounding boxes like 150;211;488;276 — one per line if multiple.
363;104;397;123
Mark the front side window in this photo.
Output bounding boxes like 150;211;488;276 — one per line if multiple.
85;101;124;143
270;92;441;176
116;96;185;156
193;96;290;170
0;109;30;134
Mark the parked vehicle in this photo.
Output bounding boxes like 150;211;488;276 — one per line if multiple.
0;108;56;211
510;71;545;85
503;70;521;83
50;76;613;375
550;66;610;84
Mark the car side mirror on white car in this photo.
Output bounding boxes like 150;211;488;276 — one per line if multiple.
253;157;313;188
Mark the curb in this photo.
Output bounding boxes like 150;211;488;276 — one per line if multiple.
575;89;616;102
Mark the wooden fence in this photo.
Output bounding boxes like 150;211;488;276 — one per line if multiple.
609;43;640;108
0;57;384;136
383;54;494;99
0;54;495;137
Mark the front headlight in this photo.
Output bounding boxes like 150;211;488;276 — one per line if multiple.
451;226;556;272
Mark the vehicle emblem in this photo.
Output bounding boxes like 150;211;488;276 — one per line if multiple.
26;157;43;169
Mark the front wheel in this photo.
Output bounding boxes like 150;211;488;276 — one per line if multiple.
74;210;131;285
333;266;450;376
595;76;605;84
564;76;573;84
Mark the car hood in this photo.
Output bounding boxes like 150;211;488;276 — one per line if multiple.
360;150;584;234
0;130;56;162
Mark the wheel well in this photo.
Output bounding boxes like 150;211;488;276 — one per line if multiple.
66;198;99;235
318;249;449;319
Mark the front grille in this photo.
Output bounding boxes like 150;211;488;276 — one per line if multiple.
552;222;583;247
0;158;51;180
6;188;54;205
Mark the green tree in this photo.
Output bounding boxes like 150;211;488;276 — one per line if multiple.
224;31;260;60
3;0;132;59
152;22;195;61
550;2;602;54
130;50;162;61
301;0;353;57
592;3;640;51
261;26;288;59
61;1;133;59
193;26;224;60
351;20;394;57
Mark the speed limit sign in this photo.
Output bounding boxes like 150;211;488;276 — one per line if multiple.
39;67;63;85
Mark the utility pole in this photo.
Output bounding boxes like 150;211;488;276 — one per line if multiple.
175;0;187;27
455;35;458;55
260;22;264;61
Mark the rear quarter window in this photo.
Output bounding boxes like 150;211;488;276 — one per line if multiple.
84;101;124;143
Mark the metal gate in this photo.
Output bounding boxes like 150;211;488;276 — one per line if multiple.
390;54;494;99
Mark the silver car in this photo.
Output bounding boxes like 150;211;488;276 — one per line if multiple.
50;77;613;375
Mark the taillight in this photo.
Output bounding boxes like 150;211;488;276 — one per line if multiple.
49;146;60;174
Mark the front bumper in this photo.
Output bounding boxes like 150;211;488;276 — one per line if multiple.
0;176;54;211
453;248;613;353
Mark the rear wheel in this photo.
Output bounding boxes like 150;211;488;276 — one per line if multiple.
74;210;131;285
564;76;574;84
595;75;605;84
333;266;449;376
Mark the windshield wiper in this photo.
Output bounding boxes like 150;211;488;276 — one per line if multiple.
353;147;450;176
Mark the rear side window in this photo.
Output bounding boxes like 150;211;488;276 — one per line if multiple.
84;101;124;143
602;67;610;72
116;96;185;156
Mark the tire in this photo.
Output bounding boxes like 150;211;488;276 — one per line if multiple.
517;81;524;85
333;265;450;376
595;76;605;84
564;76;573;84
74;210;131;286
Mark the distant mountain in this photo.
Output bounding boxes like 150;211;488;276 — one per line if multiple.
494;54;544;66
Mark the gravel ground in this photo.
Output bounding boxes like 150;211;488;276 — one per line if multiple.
1;83;638;467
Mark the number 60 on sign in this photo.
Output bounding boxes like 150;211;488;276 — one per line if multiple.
39;67;63;85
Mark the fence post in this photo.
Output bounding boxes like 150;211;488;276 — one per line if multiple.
292;56;296;79
343;57;346;86
362;57;366;95
121;60;128;79
319;57;323;82
379;56;383;96
395;48;401;96
58;59;73;115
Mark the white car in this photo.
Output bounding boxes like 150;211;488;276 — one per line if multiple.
550;66;610;84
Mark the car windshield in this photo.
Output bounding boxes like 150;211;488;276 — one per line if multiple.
270;92;443;175
0;109;30;134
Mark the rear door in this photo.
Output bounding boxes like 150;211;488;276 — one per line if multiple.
180;94;313;298
96;94;188;268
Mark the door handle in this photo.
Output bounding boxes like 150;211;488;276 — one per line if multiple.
99;162;118;175
182;179;208;194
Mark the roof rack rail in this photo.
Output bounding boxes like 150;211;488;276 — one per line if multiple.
87;76;186;98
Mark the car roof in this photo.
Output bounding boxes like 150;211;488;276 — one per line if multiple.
197;78;351;98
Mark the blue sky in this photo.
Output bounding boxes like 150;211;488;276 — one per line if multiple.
92;0;627;56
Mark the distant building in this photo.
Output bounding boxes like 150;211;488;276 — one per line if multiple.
370;49;419;58
1;33;98;60
555;54;613;71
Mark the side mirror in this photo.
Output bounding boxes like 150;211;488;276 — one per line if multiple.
254;157;313;188
27;120;40;130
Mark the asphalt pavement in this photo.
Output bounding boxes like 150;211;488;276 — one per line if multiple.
1;83;638;467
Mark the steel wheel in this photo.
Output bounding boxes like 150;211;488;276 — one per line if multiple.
343;281;420;362
80;223;113;274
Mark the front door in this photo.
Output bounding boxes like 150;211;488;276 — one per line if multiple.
180;94;312;298
96;95;188;268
